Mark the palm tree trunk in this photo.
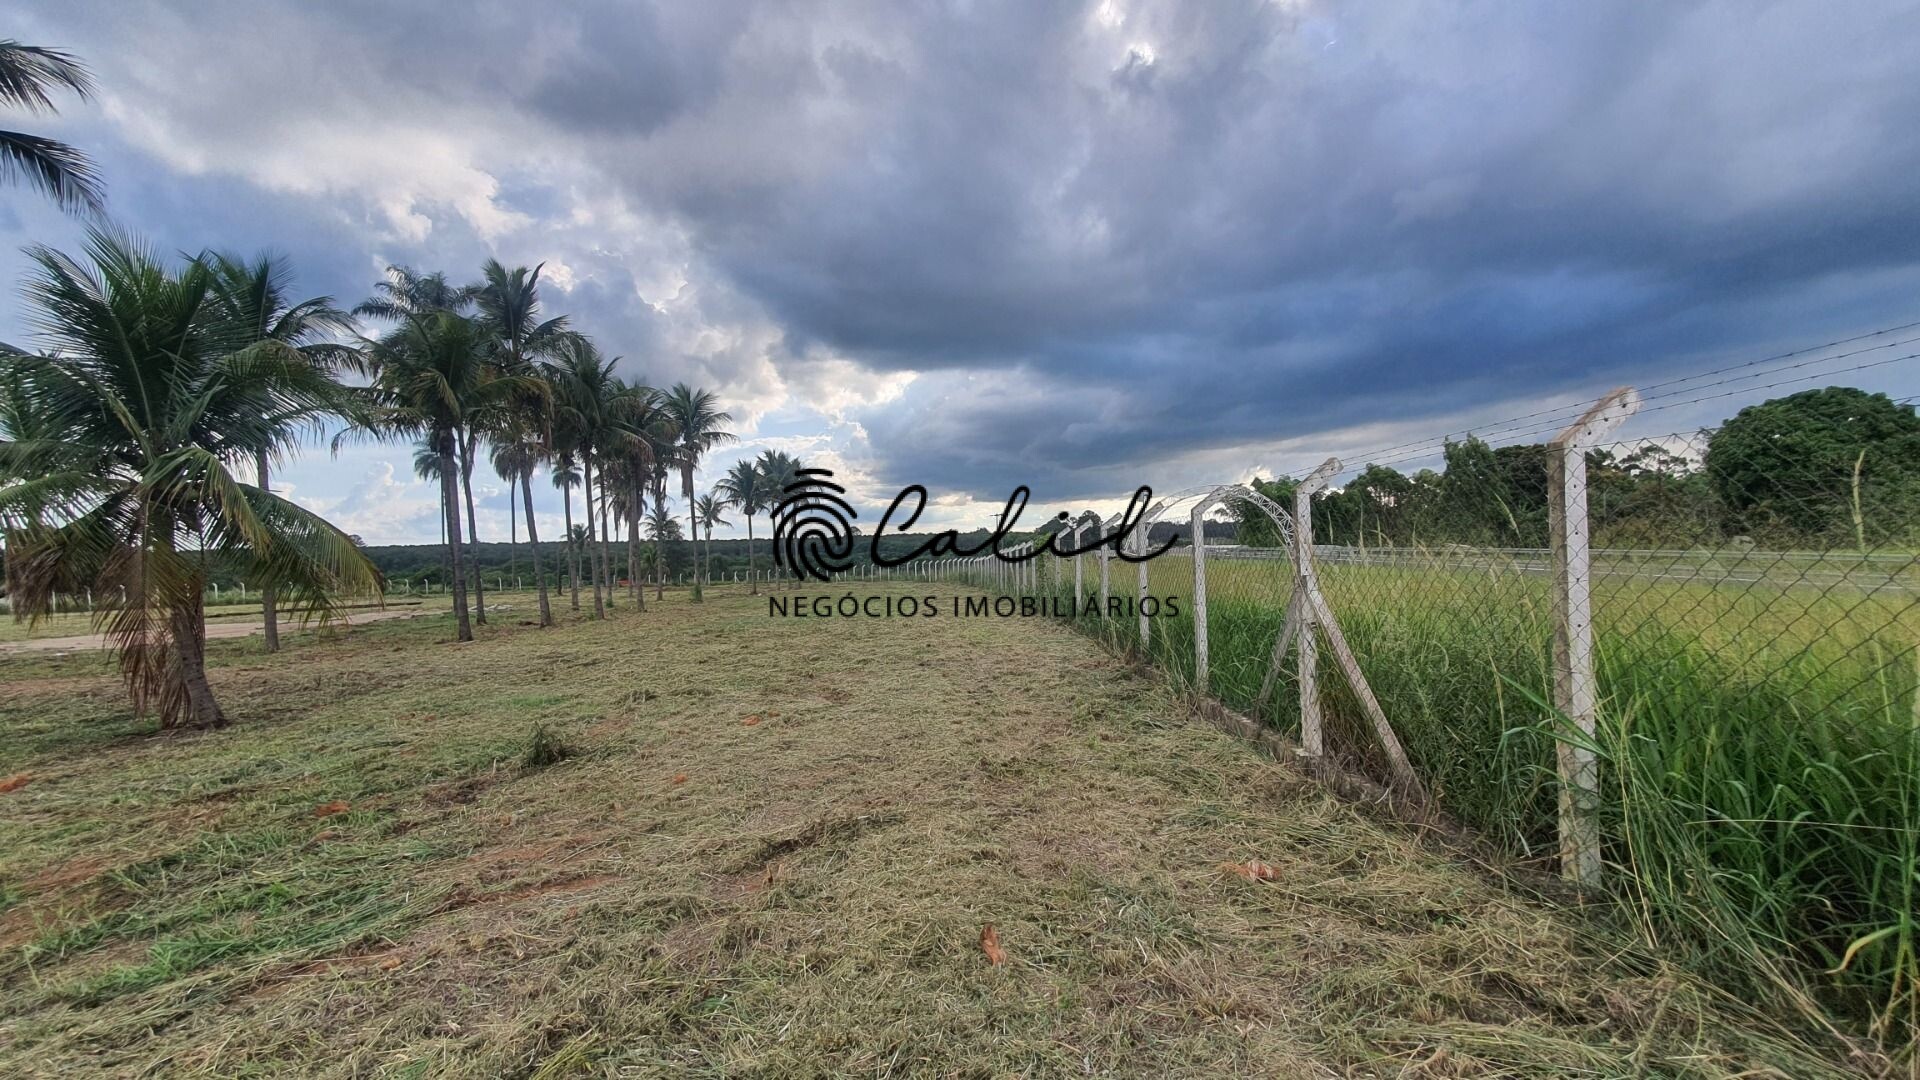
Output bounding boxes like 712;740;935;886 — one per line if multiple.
562;484;580;611
747;513;757;595
683;467;702;600
597;475;615;610
582;457;605;619
169;589;225;729
521;471;552;627
625;477;644;611
441;444;473;641
704;526;713;585
459;430;486;624
254;449;280;653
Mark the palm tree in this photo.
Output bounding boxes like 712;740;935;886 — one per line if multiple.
352;266;475;320
490;429;551;626
475;260;568;628
0;39;103;215
660;384;734;601
344;310;538;641
0;230;378;727
356;265;491;622
695;491;729;587
414;439;454;588
756;450;803;588
644;501;682;594
203;251;358;652
551;451;582;611
716;458;769;594
547;338;648;619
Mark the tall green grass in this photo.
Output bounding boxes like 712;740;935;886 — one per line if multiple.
965;553;1920;1057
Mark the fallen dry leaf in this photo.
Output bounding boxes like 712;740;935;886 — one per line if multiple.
742;714;762;726
313;800;350;817
0;773;31;794
980;924;1007;966
1221;860;1280;883
671;773;689;785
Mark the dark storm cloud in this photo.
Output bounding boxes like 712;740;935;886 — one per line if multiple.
9;0;1920;512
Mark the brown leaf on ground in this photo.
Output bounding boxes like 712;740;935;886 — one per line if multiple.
313;800;350;817
980;924;1007;966
0;773;31;794
1221;860;1279;882
742;714;762;726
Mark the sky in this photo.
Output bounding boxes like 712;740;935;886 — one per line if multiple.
5;1;1920;545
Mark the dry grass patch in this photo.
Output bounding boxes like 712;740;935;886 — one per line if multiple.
0;586;1852;1076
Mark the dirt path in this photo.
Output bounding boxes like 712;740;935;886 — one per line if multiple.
0;606;431;655
0;587;1832;1076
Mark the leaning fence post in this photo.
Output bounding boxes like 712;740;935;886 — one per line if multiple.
1295;457;1340;759
1191;502;1210;693
1548;387;1639;888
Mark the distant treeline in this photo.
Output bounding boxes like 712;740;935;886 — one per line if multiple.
1232;387;1920;551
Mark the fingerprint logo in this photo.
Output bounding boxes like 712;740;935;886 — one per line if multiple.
771;468;860;581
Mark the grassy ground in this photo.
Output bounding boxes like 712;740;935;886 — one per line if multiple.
0;585;1849;1076
1028;551;1920;1049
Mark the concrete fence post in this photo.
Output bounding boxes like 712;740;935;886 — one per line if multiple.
1191;503;1210;693
1135;518;1150;647
1294;457;1341;759
1548;387;1639;888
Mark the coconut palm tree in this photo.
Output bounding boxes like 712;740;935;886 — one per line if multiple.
659;384;734;600
0;229;378;727
203;251;359;652
546;338;648;619
695;491;729;587
1;39;103;215
414;439;454;588
644;501;682;594
716;458;769;594
551;451;582;611
489;427;551;626
756;449;804;587
343;310;539;641
353;266;475;321
475;260;568;628
356;265;491;622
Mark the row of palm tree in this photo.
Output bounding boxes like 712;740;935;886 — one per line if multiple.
0;228;783;729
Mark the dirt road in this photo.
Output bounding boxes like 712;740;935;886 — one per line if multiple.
0;606;432;655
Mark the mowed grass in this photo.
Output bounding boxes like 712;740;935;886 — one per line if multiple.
0;585;1853;1076
1023;550;1920;1054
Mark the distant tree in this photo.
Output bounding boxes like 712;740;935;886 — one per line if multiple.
551;452;582;611
695;491;730;585
1232;475;1298;547
1706;387;1920;546
660;384;734;600
715;459;769;593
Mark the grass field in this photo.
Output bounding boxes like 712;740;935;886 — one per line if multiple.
0;585;1859;1076
987;550;1920;1056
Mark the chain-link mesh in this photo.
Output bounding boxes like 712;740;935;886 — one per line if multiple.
889;384;1920;1045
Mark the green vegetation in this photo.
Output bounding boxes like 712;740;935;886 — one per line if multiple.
0;38;103;215
0;587;1852;1075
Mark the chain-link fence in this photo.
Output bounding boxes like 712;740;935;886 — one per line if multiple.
893;380;1920;1049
